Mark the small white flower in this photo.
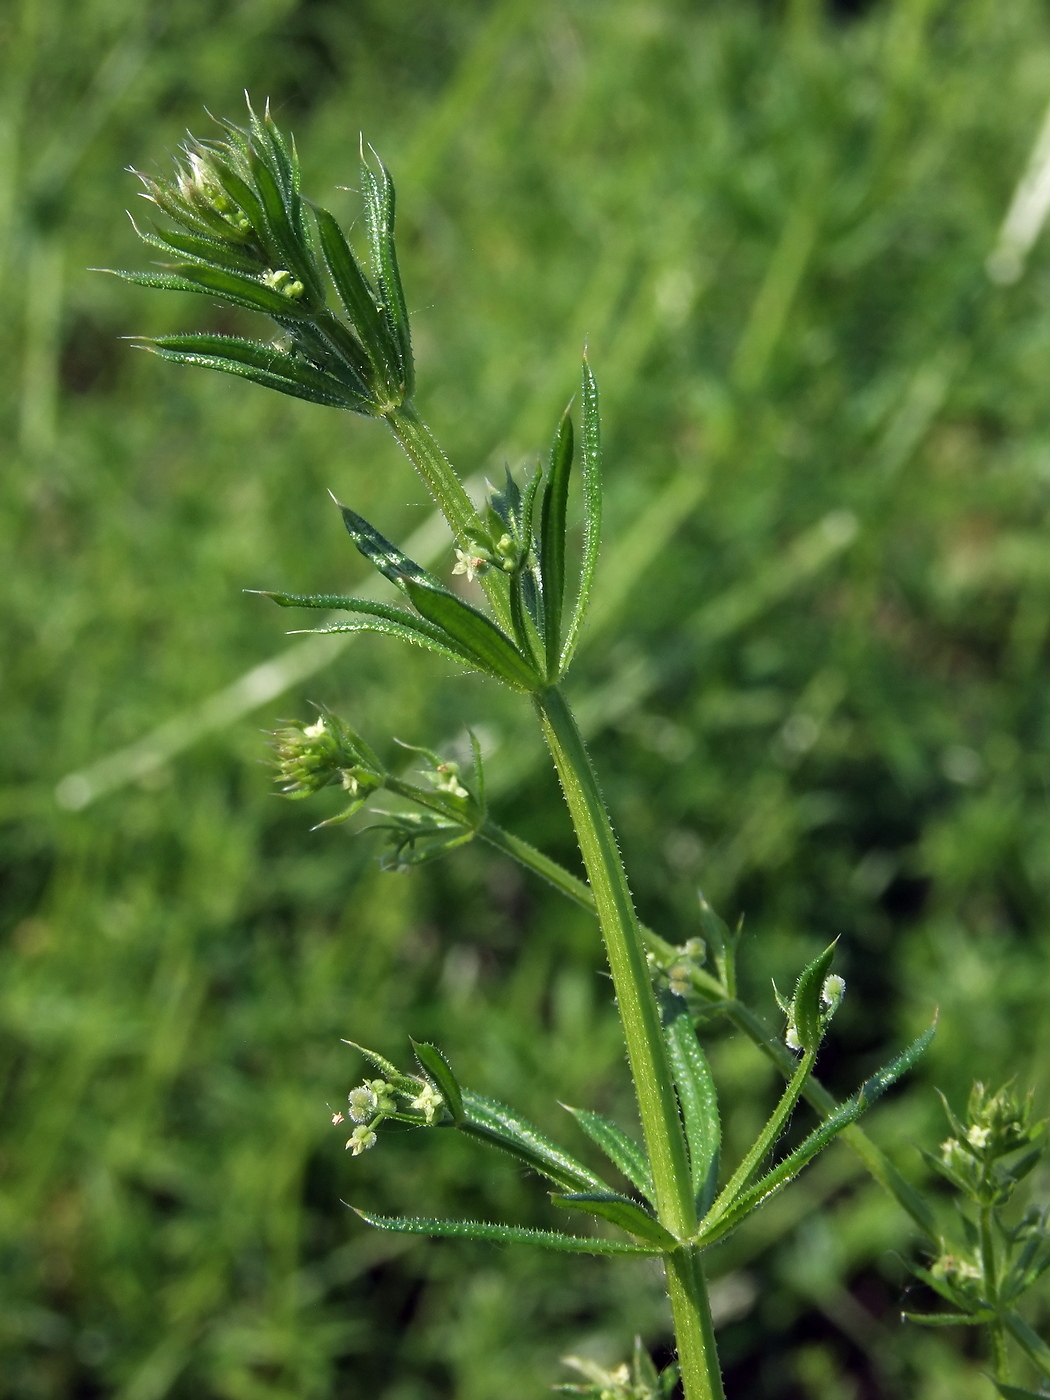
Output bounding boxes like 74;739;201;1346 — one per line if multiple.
410;1082;444;1125
452;547;491;583
348;1085;378;1123
303;719;327;739
785;1024;802;1053
347;1125;378;1155
967;1124;992;1151
821;974;845;1011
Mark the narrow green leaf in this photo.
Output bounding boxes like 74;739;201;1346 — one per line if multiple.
559;358;602;671
315;207;397;384
201;152;270;253
905;1261;974;1312
551;1192;677;1249
133;221;263;275
1005;1310;1050;1379
406;1041;464;1125
902;1312;990;1328
352;1209;661;1255
994;1385;1050;1400
402;578;540;691
697;1025;935;1246
340;1039;419;1094
148;334;365;405
461;1090;609;1194
338;504;443;591
792;942;837;1052
562;1105;655;1204
665;1009;721;1212
143;339;368;411
259;588;480;663
173;262;307;318
299;615;479;667
539;409;574;678
361;148;414;397
410;1041;464;1123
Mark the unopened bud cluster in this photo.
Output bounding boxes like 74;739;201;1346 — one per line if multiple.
932;1081;1045;1207
332;1075;445;1155
648;938;706;999
269;711;381;820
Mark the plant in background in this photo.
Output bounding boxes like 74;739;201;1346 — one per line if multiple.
903;1082;1050;1398
115;99;947;1400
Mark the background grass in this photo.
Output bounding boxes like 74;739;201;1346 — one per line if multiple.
3;1;1050;1396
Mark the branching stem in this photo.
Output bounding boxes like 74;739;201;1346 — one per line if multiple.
533;684;724;1400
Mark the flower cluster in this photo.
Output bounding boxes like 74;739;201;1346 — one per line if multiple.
332;1074;445;1156
555;1339;678;1400
269;709;382;823
121;99;415;417
647;937;707;999
931;1081;1045;1208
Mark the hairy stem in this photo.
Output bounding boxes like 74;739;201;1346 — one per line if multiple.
666;1251;727;1400
532;684;722;1399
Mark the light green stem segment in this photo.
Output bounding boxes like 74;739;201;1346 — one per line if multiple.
385;403;482;544
534;685;694;1238
667;1251;727;1400
385;403;513;633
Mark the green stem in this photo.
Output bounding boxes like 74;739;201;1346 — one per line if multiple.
666;1251;727;1400
385;403;513;633
533;686;692;1234
980;1201;1009;1383
532;684;722;1400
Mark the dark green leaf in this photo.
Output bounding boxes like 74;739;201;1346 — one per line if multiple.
402;578;540;691
792;942;837;1052
409;1041;464;1123
315;207;397;385
338;505;443;590
461;1091;609;1194
539;409;574;678
994;1385;1050;1399
352;1209;661;1255
560;358;602;670
551;1192;678;1249
147;334;366;407
665;1009;721;1212
133;221;263;275
173;262;307;318
633;1337;661;1392
562;1105;655;1203
361;149;414;397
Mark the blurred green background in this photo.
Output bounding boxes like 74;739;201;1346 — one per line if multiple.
4;0;1050;1396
